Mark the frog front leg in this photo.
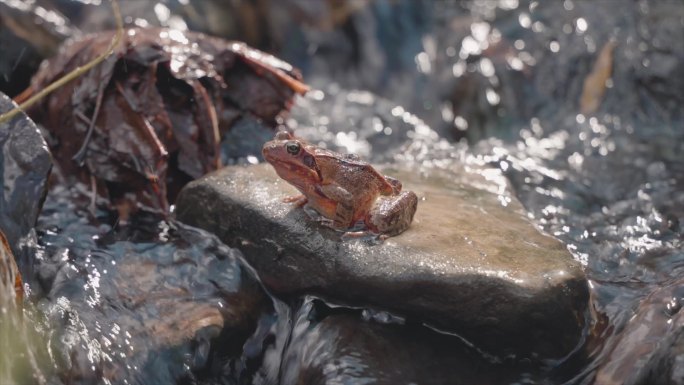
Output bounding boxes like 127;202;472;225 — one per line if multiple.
318;183;355;230
283;184;319;207
282;195;308;207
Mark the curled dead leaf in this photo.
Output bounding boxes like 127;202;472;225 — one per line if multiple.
29;28;308;212
580;40;617;115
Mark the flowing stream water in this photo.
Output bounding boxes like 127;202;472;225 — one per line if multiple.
1;0;683;384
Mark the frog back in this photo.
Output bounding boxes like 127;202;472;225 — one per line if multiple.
314;150;394;195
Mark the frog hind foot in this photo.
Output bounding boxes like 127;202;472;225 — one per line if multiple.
366;190;418;237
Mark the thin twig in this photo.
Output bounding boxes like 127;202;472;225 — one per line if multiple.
0;0;124;125
72;79;105;165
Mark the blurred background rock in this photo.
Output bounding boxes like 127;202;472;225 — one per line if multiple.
2;0;682;143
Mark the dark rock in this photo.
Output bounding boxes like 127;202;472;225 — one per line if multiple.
38;212;271;384
0;26;42;98
175;163;589;359
0;1;73;96
277;299;518;385
595;278;684;385
0;92;52;274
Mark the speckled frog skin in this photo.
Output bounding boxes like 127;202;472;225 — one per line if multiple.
262;131;417;237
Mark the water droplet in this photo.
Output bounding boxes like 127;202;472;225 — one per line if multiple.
479;58;495;77
532;21;545;33
153;3;171;23
508;57;524;71
530;117;543;136
568;152;584;169
372;117;383;132
499;0;519;10
415;52;432;74
518;51;537;66
549;41;560;52
460;36;481;57
441;103;454;122
454;116;469;131
585;36;597;53
576;18;588;33
486;88;500;105
318;116;330;125
309;89;325;101
666;287;684;316
518;13;532;28
452;61;466;77
471;22;491;42
590;138;601;148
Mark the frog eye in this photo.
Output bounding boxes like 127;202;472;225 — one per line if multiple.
286;141;300;155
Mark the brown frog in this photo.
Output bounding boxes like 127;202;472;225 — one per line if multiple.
262;131;417;238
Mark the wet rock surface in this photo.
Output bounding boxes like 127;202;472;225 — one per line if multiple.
278;299;518;385
176;163;588;359
0;92;52;274
595;277;684;385
34;187;272;384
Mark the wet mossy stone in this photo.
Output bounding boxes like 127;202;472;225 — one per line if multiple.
176;163;589;359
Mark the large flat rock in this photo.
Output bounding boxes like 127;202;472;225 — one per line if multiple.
175;163;589;359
